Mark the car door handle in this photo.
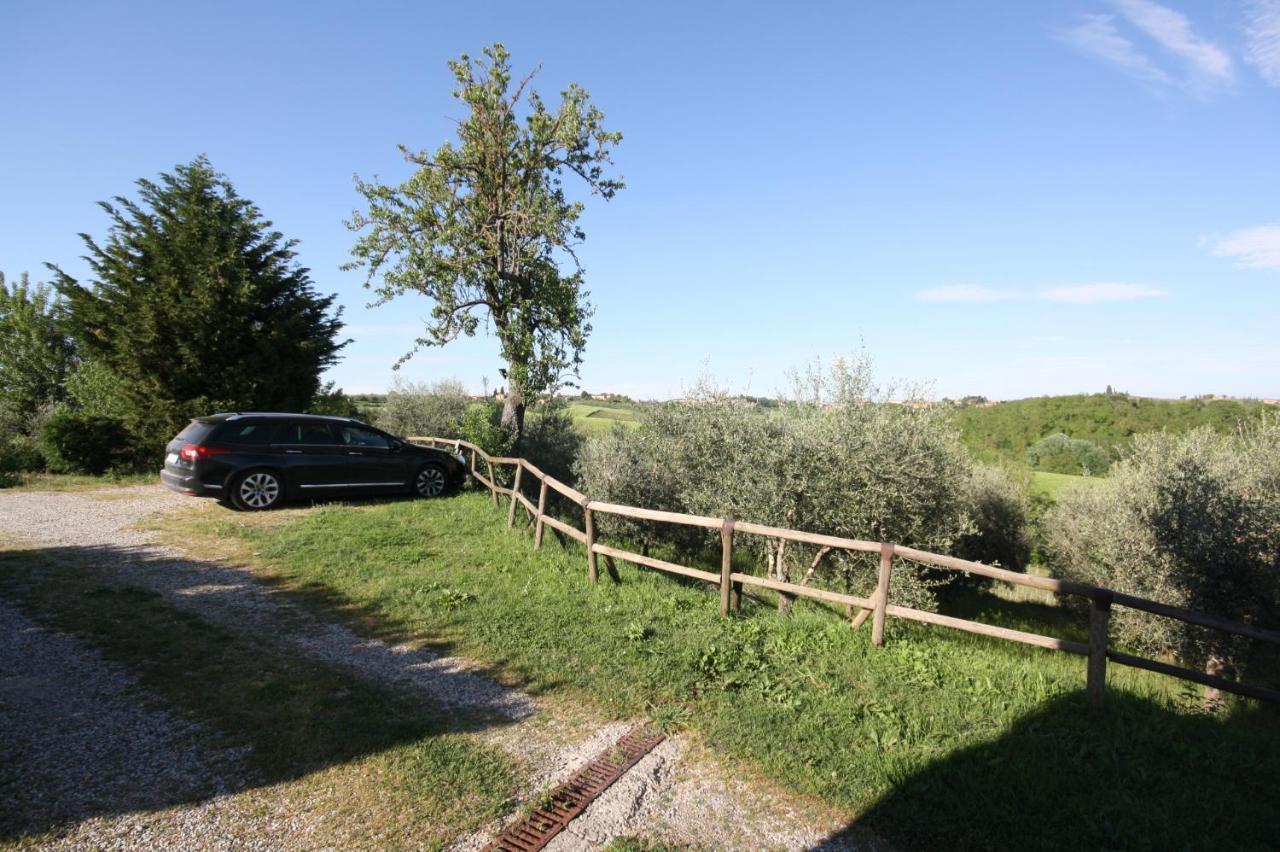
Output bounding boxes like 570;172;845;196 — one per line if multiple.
285;449;303;454
347;451;363;456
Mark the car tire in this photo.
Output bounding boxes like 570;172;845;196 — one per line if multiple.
413;463;449;499
231;469;284;511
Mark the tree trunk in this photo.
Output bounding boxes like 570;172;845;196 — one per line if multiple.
500;374;526;452
772;540;795;614
1203;654;1227;710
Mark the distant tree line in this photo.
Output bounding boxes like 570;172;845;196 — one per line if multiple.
954;393;1272;467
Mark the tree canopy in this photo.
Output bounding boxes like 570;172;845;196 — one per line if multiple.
51;156;347;448
0;271;73;432
346;43;622;448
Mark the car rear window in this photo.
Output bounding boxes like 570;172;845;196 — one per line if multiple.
212;422;273;445
174;420;216;442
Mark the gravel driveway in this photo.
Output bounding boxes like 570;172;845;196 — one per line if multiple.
0;485;876;850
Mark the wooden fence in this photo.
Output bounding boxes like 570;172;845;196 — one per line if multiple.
413;436;1280;707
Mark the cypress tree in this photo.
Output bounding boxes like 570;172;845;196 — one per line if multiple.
51;156;347;449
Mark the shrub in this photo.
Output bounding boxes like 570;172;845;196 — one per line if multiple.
0;434;46;486
1044;424;1280;678
574;424;693;554
308;382;362;417
374;377;470;439
39;410;139;475
520;399;583;484
1;433;45;472
954;466;1032;572
459;402;512;460
1025;432;1111;476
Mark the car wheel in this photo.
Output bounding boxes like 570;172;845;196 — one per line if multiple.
414;463;448;499
232;469;283;511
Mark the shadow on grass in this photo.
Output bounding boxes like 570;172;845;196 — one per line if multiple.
938;584;1088;644
0;540;519;842
815;690;1280;851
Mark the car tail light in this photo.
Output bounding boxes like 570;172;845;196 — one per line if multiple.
180;444;230;462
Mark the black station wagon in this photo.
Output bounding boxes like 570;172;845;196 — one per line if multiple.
160;413;467;510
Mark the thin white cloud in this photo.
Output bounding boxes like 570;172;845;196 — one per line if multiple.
1057;14;1171;85
1210;224;1280;269
1038;283;1168;304
1115;0;1233;83
913;285;1021;303
1057;2;1232;95
1245;0;1280;87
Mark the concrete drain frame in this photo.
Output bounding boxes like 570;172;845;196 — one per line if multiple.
483;724;666;851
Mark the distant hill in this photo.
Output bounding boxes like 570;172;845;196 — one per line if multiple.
953;394;1274;463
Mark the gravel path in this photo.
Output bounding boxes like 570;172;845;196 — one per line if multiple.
0;599;295;849
0;485;876;850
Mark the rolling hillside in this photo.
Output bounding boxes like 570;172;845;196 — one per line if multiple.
954;394;1272;463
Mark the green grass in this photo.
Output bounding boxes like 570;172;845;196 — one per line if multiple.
0;471;157;492
0;541;514;847
160;492;1280;850
1029;470;1106;501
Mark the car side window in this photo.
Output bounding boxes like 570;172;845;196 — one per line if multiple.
337;425;392;449
275;422;336;445
213;422;271;444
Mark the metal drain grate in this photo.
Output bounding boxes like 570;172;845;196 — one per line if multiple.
483;724;666;852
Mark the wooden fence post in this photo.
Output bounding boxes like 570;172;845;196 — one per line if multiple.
583;499;598;584
872;542;894;647
486;458;499;506
507;464;523;528
719;518;736;617
1088;590;1112;708
533;479;549;550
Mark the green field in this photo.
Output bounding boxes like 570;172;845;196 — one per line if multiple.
565;402;640;434
156;491;1280;850
1029;470;1106;501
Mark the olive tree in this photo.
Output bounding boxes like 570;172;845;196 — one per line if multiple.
1045;423;1280;700
347;44;622;451
374;377;470;439
954;465;1032;572
577;358;975;611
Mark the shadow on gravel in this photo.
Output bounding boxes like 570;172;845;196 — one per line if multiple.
0;542;522;842
813;690;1280;851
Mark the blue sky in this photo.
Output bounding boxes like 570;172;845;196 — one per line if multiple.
2;0;1278;400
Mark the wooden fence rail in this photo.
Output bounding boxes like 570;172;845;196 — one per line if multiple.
411;436;1280;707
